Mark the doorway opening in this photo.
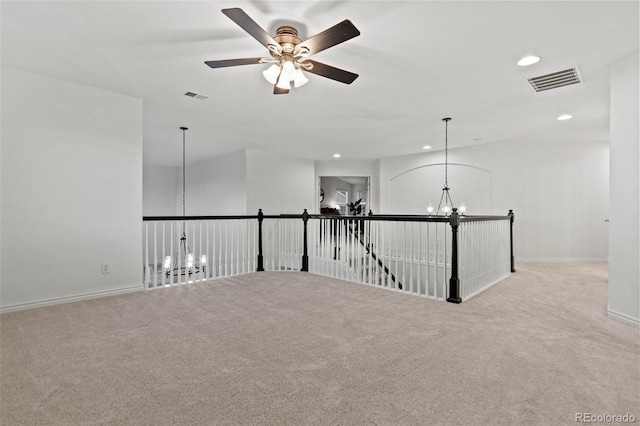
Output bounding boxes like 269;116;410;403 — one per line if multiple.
318;176;370;216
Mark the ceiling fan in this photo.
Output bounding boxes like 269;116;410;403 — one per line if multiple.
204;8;360;94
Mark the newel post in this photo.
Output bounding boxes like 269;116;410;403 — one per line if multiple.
301;209;309;272
257;209;264;272
447;208;462;304
508;209;516;273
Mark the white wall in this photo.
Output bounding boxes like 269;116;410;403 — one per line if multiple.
608;50;639;326
246;149;315;215
186;151;247;215
143;164;179;216
143;151;246;216
1;67;143;310
143;149;314;217
378;138;610;261
387;163;493;215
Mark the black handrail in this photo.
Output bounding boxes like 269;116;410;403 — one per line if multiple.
142;213;510;223
459;215;512;222
310;214;451;223
143;215;258;221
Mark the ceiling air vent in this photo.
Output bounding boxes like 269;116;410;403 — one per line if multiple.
526;67;582;92
183;91;209;100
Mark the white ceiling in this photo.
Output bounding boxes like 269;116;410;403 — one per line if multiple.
2;1;638;167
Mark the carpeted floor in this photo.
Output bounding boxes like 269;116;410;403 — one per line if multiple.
1;262;638;425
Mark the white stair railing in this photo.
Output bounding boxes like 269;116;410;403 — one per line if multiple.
143;210;515;302
308;217;452;300
261;217;303;272
458;217;512;300
143;216;257;289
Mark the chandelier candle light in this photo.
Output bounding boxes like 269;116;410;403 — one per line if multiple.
427;117;467;216
163;126;207;280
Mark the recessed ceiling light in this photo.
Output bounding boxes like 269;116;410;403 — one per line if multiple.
517;55;540;66
422;145;432;150
333;153;341;158
557;114;573;121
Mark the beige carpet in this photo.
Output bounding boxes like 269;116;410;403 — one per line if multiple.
1;263;638;425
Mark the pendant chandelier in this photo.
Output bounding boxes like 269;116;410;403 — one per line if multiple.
163;127;207;277
426;118;467;216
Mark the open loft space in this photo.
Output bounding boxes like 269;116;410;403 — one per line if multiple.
1;1;639;425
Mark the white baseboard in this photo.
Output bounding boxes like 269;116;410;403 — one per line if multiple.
607;308;640;327
0;285;144;313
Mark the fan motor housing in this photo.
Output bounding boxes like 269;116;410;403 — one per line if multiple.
274;26;301;54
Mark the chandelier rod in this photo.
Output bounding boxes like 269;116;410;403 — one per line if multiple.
180;127;188;218
434;117;454;216
163;126;204;278
443;117;451;188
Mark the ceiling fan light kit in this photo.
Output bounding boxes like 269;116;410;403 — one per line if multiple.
262;64;281;84
205;8;360;94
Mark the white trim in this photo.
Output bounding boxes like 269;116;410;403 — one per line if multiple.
461;272;512;302
607;308;640;327
0;285;143;313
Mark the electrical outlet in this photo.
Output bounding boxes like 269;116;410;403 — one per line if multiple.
101;264;110;274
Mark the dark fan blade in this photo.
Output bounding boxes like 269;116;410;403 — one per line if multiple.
297;20;360;56
221;8;280;50
273;85;289;95
300;60;358;84
205;58;265;68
